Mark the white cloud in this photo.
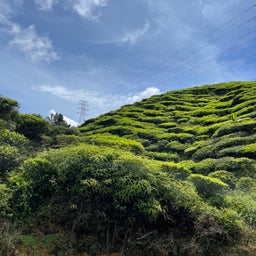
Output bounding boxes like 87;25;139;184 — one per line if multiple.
37;85;161;114
73;0;108;20
91;21;150;46
120;21;150;45
9;24;59;62
199;0;241;26
35;0;58;11
0;1;13;24
0;1;59;62
126;87;161;102
38;85;81;102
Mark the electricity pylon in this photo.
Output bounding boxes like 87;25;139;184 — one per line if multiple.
77;100;88;123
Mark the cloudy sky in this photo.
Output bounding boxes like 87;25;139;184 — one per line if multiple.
0;0;256;123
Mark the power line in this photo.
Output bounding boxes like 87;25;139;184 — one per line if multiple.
114;2;256;95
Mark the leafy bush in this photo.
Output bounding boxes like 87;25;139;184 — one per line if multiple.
0;145;20;177
83;133;144;154
7;145;203;227
225;192;256;227
161;162;190;180
188;158;216;175
167;140;187;152
141;109;163;116
0;129;29;148
55;134;81;146
189;174;228;199
106;126;135;136
0;96;19;121
236;177;256;193
215;157;256;177
158;132;194;143
137;130;159;141
145;151;180;162
241;143;256;156
216;134;256;151
15;114;50;142
213;120;256;138
217;208;243;234
9;158;56;216
97;117;117;126
208;170;236;189
0;183;12;217
192;145;214;160
191;133;256;160
158;122;178;128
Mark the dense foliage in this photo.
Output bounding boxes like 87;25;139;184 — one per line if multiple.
1;82;256;255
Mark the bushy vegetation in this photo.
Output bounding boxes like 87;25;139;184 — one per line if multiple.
2;81;256;255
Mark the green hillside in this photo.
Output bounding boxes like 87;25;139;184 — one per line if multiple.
80;81;256;168
1;81;256;255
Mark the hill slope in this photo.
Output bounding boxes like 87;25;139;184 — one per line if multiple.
79;81;256;176
2;81;256;256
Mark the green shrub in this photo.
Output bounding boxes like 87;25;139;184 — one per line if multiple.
241;143;256;156
208;170;236;189
158;122;178;128
10;158;57;215
192;145;214;160
191;108;220;117
167;140;187;152
184;140;209;157
225;192;256;227
0;96;19;121
145;151;180;162
229;113;238;121
236;177;256;192
137;130;159;141
107;126;135;136
7;145;203;225
158;132;194;143
55;134;81;146
217;208;243;234
19;234;37;250
189;158;216;175
97;117;117;126
215;157;256;177
215;134;256;151
83;133;144;154
0;183;12;217
141;116;169;124
189;174;228;199
0;129;29;148
161;163;190;180
192;131;254;161
18;233;60;253
15;114;50;142
141;109;162;116
0;145;20;176
213;120;256;138
166;126;184;133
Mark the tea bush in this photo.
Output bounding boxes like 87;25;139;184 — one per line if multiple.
189;174;228;199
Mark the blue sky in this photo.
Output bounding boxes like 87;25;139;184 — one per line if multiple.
0;0;256;124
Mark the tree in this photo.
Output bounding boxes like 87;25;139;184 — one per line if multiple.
15;114;49;142
47;113;69;127
0;96;19;121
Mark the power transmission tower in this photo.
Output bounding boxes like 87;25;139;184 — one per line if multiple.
77;100;88;123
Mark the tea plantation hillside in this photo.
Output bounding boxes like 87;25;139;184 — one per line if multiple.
80;81;256;176
2;81;256;255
